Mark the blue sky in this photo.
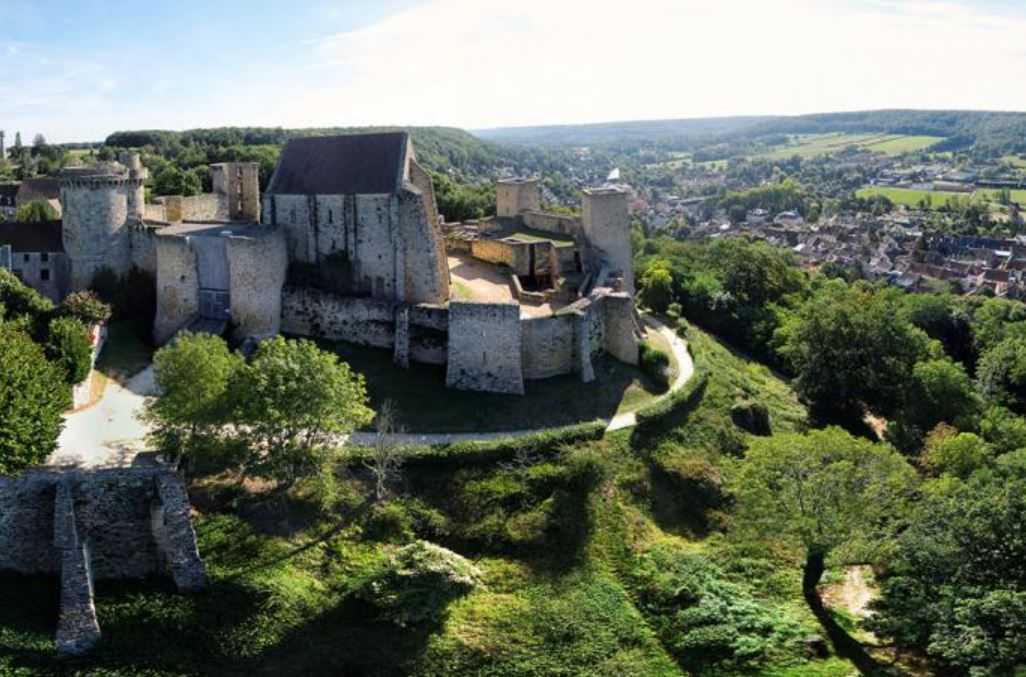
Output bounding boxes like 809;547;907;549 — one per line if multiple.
3;0;1026;142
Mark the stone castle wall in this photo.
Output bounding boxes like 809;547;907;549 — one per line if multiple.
181;193;229;222
129;226;158;274
404;160;450;303
445;301;524;395
522;210;579;237
154;235;200;344
521;313;576;379
227;232;287;340
282;287;449;365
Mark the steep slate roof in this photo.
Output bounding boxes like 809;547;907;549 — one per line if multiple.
266;132;409;196
0;220;63;253
16;177;61;204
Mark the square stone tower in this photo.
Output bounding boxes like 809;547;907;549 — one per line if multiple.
581;186;633;294
211;163;260;221
496;178;541;218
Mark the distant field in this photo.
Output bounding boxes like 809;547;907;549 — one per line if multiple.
857;186;1026;208
756;132;945;160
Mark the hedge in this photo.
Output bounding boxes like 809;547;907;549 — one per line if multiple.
346;419;607;469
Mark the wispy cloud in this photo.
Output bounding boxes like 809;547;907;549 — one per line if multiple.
5;0;1026;141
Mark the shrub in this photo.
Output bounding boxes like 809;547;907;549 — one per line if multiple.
59;290;112;326
730;399;771;436
639;342;671;386
356;540;482;627
44;316;93;384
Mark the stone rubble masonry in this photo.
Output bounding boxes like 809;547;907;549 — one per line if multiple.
154;234;200;344
445;301;525;395
394;305;411;368
521;210;579;237
54;478;101;656
582;187;634;294
0;467;207;654
212;162;260;222
152;472;207;592
226;231;288;341
496;178;541;218
60;173;133;291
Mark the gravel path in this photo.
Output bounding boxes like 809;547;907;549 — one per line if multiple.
48;367;156;468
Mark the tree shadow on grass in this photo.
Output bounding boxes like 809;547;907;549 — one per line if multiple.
0;573;59;671
237;596;443;677
805;586;893;676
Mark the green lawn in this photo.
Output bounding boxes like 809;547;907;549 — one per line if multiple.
317;337;670;433
95;321;154;379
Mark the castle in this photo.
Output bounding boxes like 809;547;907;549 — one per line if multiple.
0;132;640;394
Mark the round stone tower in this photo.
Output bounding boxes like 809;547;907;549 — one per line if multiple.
59;161;142;291
118;152;147;220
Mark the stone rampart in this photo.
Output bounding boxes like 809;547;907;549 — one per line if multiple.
282;286;396;348
446;301;524;395
522;210;579;237
521;314;575;379
227;231;288;341
181;193;229;222
154;235;200;344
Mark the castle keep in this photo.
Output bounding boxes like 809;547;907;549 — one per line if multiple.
0;132;641;394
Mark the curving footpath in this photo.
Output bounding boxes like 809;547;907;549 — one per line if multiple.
347;315;694;446
48;317;693;468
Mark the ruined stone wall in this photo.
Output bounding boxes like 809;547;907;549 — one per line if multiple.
282;286;395;348
0;468;204;581
0;472;57;573
470;238;536;275
522;211;579;237
521;314;575;379
446;301;524;395
180;193;229;222
154;235;199;344
143;203;167;221
227;231;287;340
0;468;205;654
61;181;132;290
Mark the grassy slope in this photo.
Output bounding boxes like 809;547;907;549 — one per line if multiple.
0;327;857;677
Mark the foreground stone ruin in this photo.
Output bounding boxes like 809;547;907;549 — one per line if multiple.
0;466;206;654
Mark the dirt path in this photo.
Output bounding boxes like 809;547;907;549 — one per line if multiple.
821;565;877;619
